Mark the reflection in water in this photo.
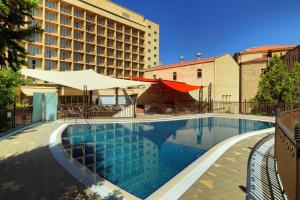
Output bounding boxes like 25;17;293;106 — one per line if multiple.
61;117;273;199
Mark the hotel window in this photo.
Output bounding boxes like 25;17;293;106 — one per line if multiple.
97;47;105;55
74;41;83;51
45;61;56;70
154;39;157;42
86;24;94;32
45;12;57;21
86;55;94;63
28;59;40;69
45;0;57;9
45;36;56;46
45;24;57;33
197;69;202;79
60;27;70;36
28;46;41;56
173;72;177;81
154;46;157;50
86;44;94;53
73;64;82;71
74;10;83;18
86;34;95;43
74;31;83;40
154;54;157;58
74;21;83;29
60;51;70;60
60;62;70;71
153;75;157;79
74;53;83;62
45;48;57;58
31;34;41;43
60;39;71;48
60;5;71;14
86;13;95;22
60;16;70;25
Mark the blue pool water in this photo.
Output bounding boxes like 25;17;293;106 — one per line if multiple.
61;117;273;199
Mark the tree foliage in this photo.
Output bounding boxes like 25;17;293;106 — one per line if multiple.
0;0;43;71
0;68;25;110
255;56;299;104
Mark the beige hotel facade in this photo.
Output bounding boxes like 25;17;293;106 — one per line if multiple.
26;0;160;78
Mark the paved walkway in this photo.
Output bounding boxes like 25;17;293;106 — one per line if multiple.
179;133;272;200
0;122;101;200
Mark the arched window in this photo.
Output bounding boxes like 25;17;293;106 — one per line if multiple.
197;69;202;79
172;72;177;81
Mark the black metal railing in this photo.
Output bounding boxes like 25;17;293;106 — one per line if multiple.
0;106;33;134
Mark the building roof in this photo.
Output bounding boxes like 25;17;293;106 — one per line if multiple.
240;57;270;65
145;57;215;72
239;45;296;55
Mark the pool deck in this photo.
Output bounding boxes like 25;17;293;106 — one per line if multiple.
0;114;274;200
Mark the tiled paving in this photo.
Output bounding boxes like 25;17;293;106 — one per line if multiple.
180;133;272;200
0;122;101;200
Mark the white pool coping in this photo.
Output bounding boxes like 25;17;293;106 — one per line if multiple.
49;114;275;200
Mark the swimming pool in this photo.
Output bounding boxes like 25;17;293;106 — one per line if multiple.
61;117;273;199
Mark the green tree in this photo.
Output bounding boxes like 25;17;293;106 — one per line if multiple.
291;62;300;104
255;56;294;103
0;0;43;71
0;68;25;110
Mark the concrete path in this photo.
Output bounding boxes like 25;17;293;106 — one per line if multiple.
179;133;272;200
0;122;101;200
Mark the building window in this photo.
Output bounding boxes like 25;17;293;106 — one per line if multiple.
73;64;82;71
172;72;177;81
45;24;57;33
74;41;83;51
148;33;151;37
153;75;157;79
197;69;202;79
45;36;56;46
86;44;94;53
154;46;157;50
60;16;70;25
45;12;57;21
86;34;95;43
60;39;71;48
154;62;157;65
74;10;83;18
28;46;41;56
60;4;71;14
86;13;95;22
154;39;157;42
28;59;40;69
154;31;157;35
74;21;83;29
74;31;83;40
45;61;56;70
86;55;94;63
60;51;70;60
154;54;157;58
60;62;70;71
86;24;94;32
31;34;41;43
60;27;70;37
45;0;57;9
148;25;151;29
74;53;83;62
45;48;57;58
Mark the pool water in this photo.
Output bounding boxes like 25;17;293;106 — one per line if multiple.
61;117;273;199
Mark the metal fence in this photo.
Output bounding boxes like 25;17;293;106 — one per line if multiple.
142;101;300;116
0;106;33;134
275;109;300;200
57;103;133;119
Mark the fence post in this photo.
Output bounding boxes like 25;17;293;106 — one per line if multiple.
295;123;300;200
244;99;246;115
13;99;16;128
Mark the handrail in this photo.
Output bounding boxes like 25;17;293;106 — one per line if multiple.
277;109;300;145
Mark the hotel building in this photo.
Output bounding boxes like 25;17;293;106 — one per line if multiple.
143;54;240;102
26;0;160;78
234;45;296;102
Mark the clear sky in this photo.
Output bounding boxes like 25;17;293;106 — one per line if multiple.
112;0;300;65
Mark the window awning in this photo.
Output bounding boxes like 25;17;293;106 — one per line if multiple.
21;69;150;91
129;77;204;92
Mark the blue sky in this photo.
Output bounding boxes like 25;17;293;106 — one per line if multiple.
112;0;300;65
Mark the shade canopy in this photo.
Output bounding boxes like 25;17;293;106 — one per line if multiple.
21;69;149;91
129;77;204;92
